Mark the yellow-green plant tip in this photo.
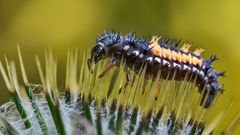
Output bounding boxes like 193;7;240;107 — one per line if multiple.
35;55;47;91
17;45;28;85
225;111;240;134
4;56;15;93
0;61;11;90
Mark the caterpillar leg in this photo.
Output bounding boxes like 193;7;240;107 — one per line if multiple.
98;61;115;78
200;91;216;108
155;83;161;100
142;79;148;94
124;68;131;88
87;58;93;73
118;68;131;94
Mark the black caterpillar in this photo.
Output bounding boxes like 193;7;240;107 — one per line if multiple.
88;31;225;108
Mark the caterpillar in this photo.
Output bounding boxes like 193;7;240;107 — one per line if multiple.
88;31;225;108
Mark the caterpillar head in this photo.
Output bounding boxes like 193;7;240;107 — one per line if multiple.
88;32;120;71
88;43;106;71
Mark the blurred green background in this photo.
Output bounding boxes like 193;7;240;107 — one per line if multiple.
0;0;240;134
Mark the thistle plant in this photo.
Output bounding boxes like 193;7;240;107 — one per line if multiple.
0;47;239;135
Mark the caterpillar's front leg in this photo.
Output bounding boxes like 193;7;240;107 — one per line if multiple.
98;60;116;78
155;83;161;100
124;67;131;88
118;67;131;94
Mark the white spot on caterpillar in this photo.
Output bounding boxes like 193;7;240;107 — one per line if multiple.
132;51;139;56
183;65;191;70
123;45;130;50
202;65;206;70
139;54;144;58
146;57;153;62
155;57;161;63
193;67;199;73
173;62;181;68
97;42;105;47
199;70;205;77
204;76;208;81
163;60;170;66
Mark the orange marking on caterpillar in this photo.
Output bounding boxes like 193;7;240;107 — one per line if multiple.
192;56;202;66
149;36;203;67
181;43;192;53
149;36;172;60
165;49;172;60
171;51;181;62
149;36;162;57
193;48;205;56
181;54;188;63
184;54;192;64
162;48;168;59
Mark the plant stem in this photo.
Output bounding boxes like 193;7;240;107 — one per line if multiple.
45;93;66;135
25;85;49;135
12;92;32;129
